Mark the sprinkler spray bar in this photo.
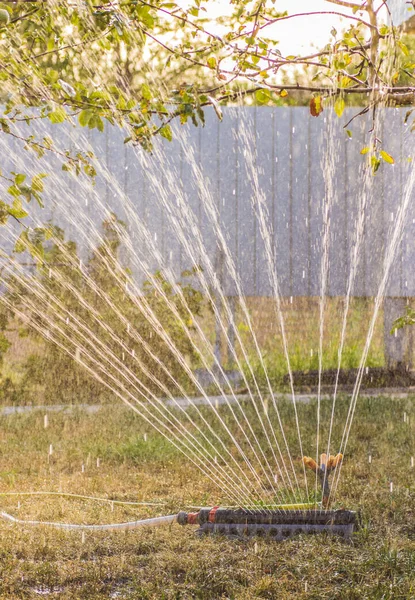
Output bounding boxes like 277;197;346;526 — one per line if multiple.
177;505;357;540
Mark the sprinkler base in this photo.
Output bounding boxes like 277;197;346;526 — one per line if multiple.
196;521;355;540
178;508;357;540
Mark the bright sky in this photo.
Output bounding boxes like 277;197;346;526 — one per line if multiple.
201;0;389;56
266;0;370;55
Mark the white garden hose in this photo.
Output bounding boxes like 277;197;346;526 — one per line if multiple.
0;511;178;530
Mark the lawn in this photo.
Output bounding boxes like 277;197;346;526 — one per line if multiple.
0;395;414;599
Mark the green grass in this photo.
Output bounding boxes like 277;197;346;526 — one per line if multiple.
0;396;414;598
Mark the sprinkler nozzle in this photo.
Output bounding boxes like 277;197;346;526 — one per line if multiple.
303;452;343;508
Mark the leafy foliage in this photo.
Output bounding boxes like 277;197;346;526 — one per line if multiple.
391;306;415;334
0;1;411;228
4;217;206;403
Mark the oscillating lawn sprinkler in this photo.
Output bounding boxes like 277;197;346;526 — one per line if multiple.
177;452;357;540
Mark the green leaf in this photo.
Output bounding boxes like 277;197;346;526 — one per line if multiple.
255;88;271;105
371;155;381;174
207;57;217;69
83;164;97;178
142;84;152;101
14;174;26;186
360;147;370;155
8;198;28;219
78;110;93;127
334;97;345;118
380;150;394;164
0;9;10;25
32;174;47;192
346;129;352;138
7;185;21;198
14;231;29;253
48;108;66;124
398;41;409;56
159;125;173;142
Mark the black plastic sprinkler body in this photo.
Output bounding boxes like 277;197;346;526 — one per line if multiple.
177;506;357;540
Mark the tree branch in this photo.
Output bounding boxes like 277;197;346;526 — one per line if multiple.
325;0;364;9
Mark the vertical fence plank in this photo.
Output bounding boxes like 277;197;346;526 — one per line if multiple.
291;108;310;296
274;107;291;297
255;106;275;297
